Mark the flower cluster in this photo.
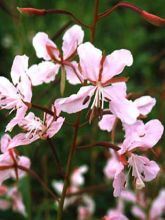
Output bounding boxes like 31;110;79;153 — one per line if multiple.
103;189;165;219
0;24;163;217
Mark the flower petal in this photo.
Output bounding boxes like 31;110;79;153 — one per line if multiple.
55;86;95;114
33;32;59;61
65;61;84;85
113;170;126;197
131;206;145;220
17;73;32;103
11;55;29;85
123;119;164;150
134;96;156;115
27;61;60;86
8;133;39;149
103;83;127;100
77;42;102;82
110;98;139;125
98;114;116;132
45;116;65;138
0;77;18;103
62;25;84;59
101;49;133;84
128;154;160;186
0;134;11;153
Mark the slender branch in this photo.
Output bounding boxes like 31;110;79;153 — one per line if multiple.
79;120;89;128
47;139;64;178
66;184;108;197
0;0;18;19
111;118;118;144
98;2;165;26
29;102;54;116
56;112;81;220
90;0;100;43
77;141;120;151
98;2;141;20
18;7;90;28
17;165;59;202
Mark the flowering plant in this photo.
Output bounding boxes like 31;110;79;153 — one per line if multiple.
0;1;165;219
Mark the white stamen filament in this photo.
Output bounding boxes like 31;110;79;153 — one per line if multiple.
24;118;44;138
90;84;105;109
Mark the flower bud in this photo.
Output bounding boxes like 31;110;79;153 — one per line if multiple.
17;7;46;16
141;10;165;26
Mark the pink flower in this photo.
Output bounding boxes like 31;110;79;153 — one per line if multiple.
120;119;164;154
78;195;95;220
131;206;145;220
0;134;30;184
8;186;26;216
149;189;165;219
104;209;129;220
98;95;156;132
56;43;139;124
128;154;160;190
0;55;32;131
113;154;160;197
8;111;65;149
71;165;88;187
32;25;84;85
111;118;163;197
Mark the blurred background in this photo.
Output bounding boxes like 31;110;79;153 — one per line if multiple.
0;0;165;219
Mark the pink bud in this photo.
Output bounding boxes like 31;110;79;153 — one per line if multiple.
17;7;46;16
141;10;165;26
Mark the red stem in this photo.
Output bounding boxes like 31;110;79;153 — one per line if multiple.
18;7;90;28
98;2;165;26
77;141;120;151
56;112;81;220
90;0;100;43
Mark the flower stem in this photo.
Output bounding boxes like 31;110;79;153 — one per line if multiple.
56;112;81;220
17;165;59;202
76;141;120;151
90;0;100;43
47;139;65;178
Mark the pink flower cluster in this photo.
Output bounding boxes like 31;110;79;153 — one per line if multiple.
103;189;165;219
0;24;164;217
0;185;26;216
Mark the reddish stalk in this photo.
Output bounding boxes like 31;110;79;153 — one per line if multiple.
90;0;100;43
77;141;120;151
66;183;108;197
98;2;165;26
18;7;90;28
47;139;65;178
56;112;81;220
30;103;54;116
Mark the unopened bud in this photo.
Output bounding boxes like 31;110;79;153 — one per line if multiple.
17;7;46;16
141;10;165;26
